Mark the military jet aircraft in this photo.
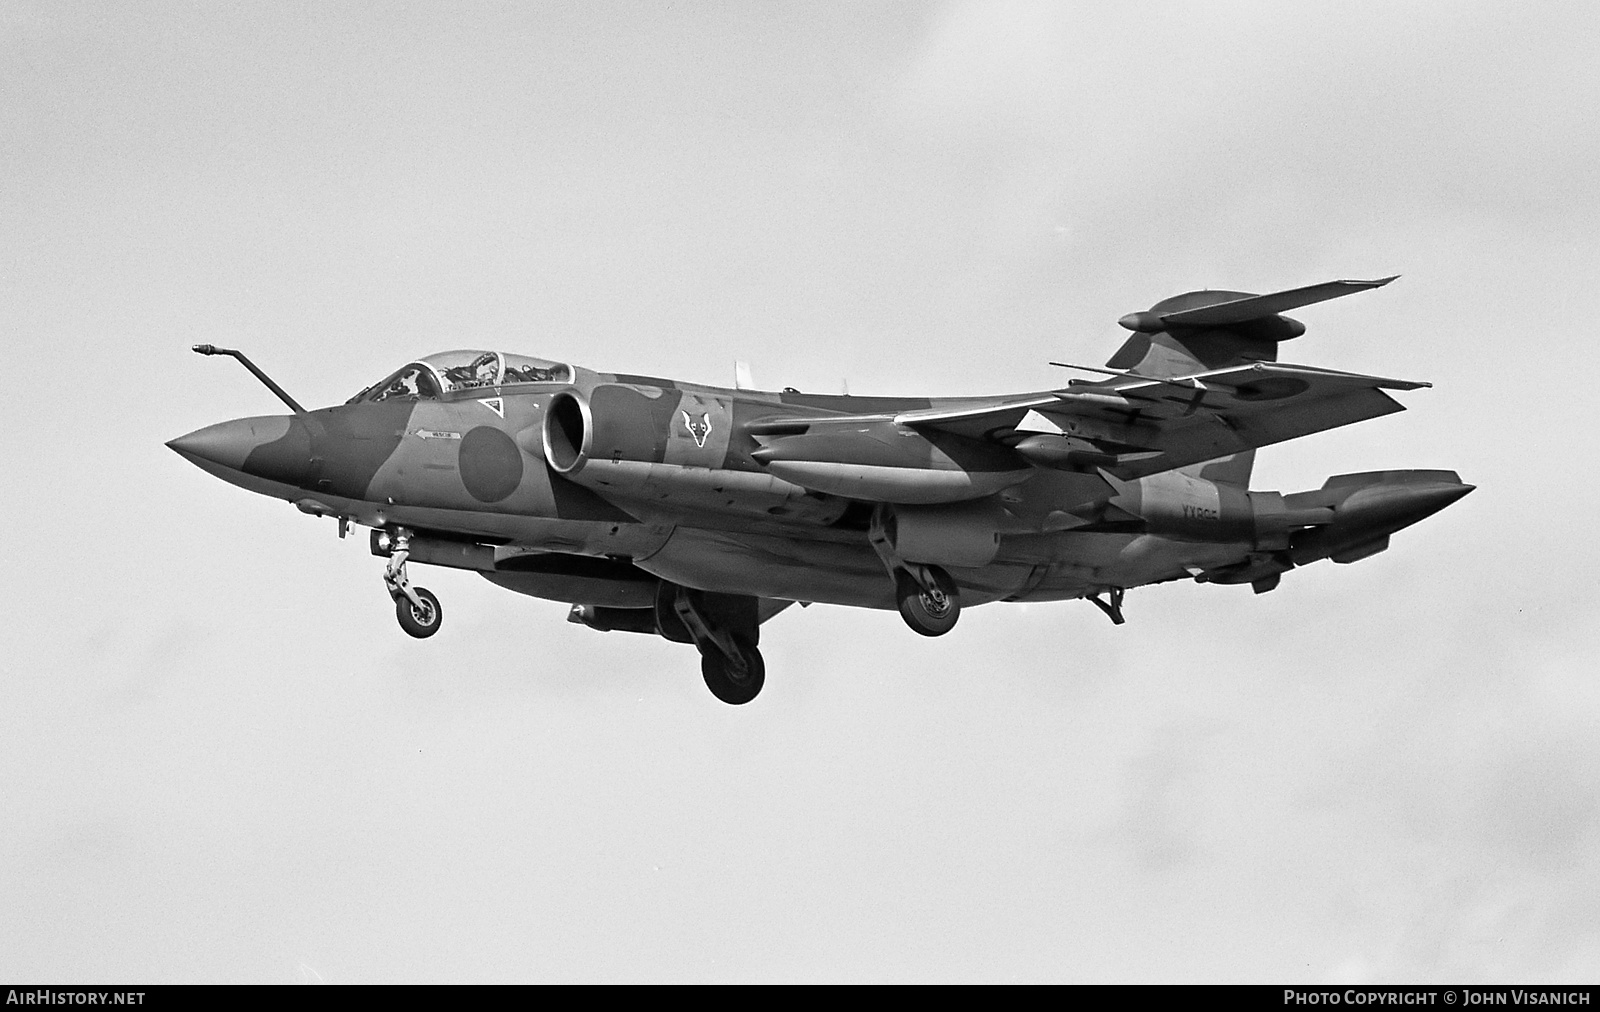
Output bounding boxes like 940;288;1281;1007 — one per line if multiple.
169;276;1470;704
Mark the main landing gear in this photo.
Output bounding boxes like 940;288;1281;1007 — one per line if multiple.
380;528;443;638
699;636;765;705
869;505;962;637
894;565;960;637
657;583;765;704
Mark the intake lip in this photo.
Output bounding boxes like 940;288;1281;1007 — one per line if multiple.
542;390;592;474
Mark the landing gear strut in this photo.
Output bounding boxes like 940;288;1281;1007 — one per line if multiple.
657;584;765;704
1086;586;1126;625
382;528;442;638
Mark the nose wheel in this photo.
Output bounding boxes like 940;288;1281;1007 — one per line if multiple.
395;587;442;638
381;528;443;639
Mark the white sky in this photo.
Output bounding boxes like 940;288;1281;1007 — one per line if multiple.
3;0;1597;983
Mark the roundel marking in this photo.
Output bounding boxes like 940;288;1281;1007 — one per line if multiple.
458;425;524;503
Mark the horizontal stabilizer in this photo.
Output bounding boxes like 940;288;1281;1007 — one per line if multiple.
1124;277;1398;332
1107;275;1400;378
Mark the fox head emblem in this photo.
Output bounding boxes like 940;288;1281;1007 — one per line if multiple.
682;410;711;448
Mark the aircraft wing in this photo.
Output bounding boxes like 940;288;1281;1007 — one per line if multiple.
894;362;1428;479
1087;362;1423;476
1083;360;1428;401
743;362;1428;486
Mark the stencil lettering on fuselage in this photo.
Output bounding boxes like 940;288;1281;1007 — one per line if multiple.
664;391;732;467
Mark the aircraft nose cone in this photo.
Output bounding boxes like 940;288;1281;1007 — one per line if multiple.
167;416;293;471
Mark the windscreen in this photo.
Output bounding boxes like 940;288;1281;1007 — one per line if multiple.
353;363;442;404
500;353;571;385
350;350;574;403
421;350;571;391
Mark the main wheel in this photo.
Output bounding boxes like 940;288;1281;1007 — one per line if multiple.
896;567;960;637
396;587;443;638
700;635;765;705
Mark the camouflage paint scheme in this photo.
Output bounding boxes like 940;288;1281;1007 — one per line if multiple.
169;278;1472;700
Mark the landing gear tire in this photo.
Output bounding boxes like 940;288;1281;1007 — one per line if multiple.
395;587;442;638
896;567;960;637
700;635;765;705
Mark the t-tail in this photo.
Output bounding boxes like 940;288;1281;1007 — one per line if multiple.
1107;277;1400;491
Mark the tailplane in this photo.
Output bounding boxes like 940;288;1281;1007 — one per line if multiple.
1106;276;1397;378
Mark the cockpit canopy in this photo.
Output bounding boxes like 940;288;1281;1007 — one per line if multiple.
351;350;572;404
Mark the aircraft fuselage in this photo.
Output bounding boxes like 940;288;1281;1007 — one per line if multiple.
170;276;1474;703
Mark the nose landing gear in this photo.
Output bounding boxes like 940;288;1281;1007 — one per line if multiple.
380;528;443;638
395;587;442;638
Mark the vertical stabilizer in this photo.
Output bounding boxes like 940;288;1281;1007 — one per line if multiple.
1105;289;1284;377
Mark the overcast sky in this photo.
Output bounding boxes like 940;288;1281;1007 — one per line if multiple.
3;0;1598;983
